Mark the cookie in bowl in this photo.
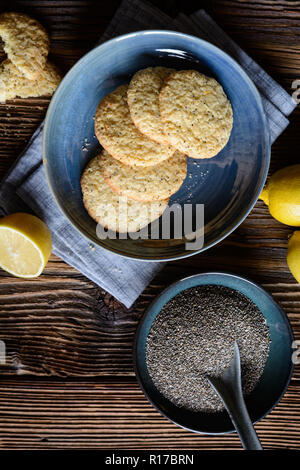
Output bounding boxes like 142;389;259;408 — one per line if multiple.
81;156;169;233
94;84;174;167
159;69;233;159
100;149;187;202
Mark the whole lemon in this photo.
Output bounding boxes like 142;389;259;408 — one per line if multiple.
287;231;300;283
260;164;300;226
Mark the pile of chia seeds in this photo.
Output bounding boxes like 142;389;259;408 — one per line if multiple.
146;285;270;413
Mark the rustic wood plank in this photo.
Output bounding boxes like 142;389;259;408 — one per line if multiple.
0;378;299;449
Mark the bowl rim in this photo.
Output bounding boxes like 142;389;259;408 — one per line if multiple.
133;271;295;435
43;29;271;262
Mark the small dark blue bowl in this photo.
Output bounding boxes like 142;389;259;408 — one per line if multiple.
43;30;270;261
134;272;294;434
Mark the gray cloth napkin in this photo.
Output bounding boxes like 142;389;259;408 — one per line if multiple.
0;0;296;308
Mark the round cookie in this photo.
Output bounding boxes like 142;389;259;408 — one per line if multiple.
127;67;174;146
0;59;61;102
81;156;169;233
100;149;187;202
159;70;233;159
94;84;174;167
0;12;50;80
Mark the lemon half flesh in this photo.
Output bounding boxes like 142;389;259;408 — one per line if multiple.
0;213;52;278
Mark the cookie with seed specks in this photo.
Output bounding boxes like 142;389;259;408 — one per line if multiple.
0;59;61;102
81;156;169;233
0;12;50;80
100;149;187;202
159;70;233;159
127;67;174;146
94;84;174;167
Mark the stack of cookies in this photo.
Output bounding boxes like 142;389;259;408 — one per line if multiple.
81;67;233;233
0;12;61;102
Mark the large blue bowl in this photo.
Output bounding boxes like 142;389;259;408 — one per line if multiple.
44;30;270;261
134;273;294;434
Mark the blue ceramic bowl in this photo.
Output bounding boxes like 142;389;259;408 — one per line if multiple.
44;31;270;261
134;273;294;434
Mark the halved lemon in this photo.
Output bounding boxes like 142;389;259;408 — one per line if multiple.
0;213;52;278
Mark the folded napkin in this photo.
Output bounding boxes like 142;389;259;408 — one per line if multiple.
0;0;296;308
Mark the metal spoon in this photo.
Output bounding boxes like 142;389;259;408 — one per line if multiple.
206;341;263;450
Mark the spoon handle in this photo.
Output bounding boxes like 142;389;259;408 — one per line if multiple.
221;382;262;450
207;374;262;450
206;342;262;451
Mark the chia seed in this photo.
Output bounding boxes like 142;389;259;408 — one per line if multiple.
146;285;270;413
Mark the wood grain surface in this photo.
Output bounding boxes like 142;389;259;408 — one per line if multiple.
0;0;300;450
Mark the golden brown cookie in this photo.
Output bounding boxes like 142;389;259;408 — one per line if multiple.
81;156;169;233
127;67;174;145
0;12;50;80
0;59;61;102
100;149;187;202
94;84;174;167
159;70;233;159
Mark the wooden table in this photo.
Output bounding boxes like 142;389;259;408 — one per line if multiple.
0;0;299;450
